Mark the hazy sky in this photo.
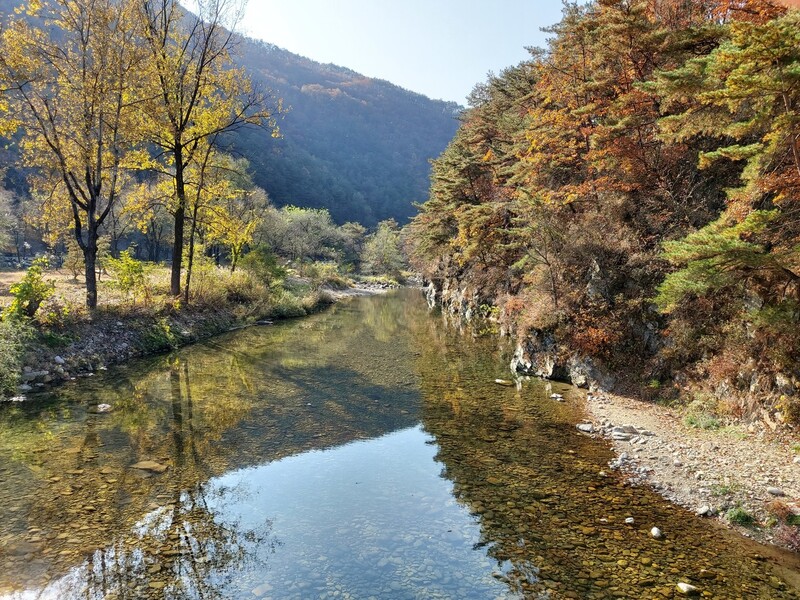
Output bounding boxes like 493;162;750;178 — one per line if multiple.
237;1;566;104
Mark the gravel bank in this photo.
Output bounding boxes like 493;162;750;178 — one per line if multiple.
577;391;800;552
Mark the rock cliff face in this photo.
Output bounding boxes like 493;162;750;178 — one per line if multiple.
510;335;616;392
426;277;617;392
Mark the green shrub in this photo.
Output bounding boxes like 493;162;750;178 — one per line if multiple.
267;289;308;319
140;317;178;352
726;505;755;527
3;258;55;320
107;250;152;305
684;396;722;430
684;412;721;430
240;246;286;284
0;319;32;397
710;483;737;497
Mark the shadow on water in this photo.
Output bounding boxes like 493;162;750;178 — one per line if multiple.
0;289;798;599
0;294;425;598
410;298;800;598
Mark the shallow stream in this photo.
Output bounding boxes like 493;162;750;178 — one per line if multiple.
1;289;799;599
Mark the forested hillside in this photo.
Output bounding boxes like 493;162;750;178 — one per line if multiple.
234;39;461;225
409;0;800;421
0;0;461;226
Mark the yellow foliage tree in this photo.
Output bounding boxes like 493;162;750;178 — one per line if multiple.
0;0;145;309
137;0;282;298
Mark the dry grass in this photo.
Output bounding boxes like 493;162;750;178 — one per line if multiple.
0;263;313;327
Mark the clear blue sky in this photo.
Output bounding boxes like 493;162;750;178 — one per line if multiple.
238;1;566;104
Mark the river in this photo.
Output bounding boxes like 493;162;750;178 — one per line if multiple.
0;289;798;599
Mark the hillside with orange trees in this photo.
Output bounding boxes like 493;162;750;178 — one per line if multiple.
409;0;800;423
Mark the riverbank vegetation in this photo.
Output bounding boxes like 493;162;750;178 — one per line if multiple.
0;201;409;397
409;0;800;425
0;0;410;397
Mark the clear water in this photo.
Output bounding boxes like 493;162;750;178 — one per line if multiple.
0;289;799;599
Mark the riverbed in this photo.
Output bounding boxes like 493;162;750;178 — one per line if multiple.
0;289;799;599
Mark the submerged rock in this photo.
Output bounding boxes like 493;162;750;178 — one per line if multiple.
676;582;699;595
131;460;168;474
251;582;273;597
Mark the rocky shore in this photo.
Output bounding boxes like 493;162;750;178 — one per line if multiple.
576;390;800;552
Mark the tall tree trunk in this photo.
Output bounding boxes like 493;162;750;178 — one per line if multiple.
183;202;200;304
171;154;186;297
171;205;184;297
83;225;98;310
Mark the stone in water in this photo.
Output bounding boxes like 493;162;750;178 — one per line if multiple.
676;582;699;596
131;461;168;474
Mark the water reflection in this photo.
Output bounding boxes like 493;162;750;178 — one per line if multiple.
411;303;800;598
0;290;798;599
0;294;426;598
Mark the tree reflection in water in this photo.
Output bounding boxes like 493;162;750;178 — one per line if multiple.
409;305;800;599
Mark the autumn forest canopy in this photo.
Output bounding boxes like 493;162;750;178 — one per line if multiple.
408;0;800;418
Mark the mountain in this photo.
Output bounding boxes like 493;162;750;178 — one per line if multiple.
231;38;461;225
0;0;462;227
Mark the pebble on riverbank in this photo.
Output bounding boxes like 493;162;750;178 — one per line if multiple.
581;390;800;552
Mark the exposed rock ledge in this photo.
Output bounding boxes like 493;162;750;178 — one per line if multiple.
511;332;617;392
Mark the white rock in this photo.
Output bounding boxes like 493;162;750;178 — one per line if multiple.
576;423;594;433
697;505;711;517
625;517;635;525
54;356;66;365
650;526;663;539
767;487;785;497
676;582;699;595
